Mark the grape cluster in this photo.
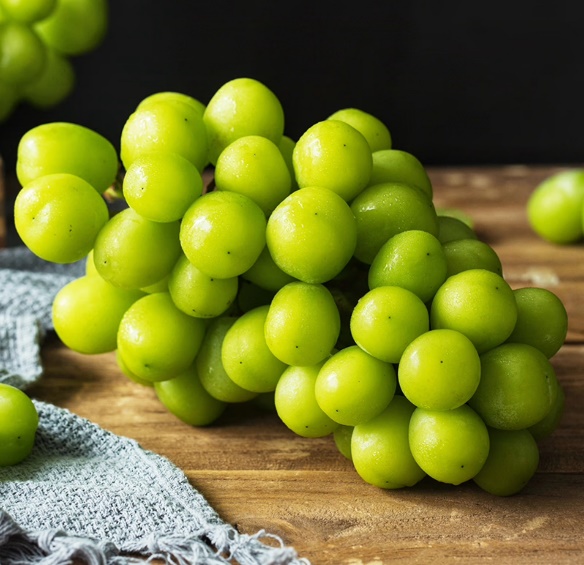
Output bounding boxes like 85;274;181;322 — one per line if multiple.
12;78;568;496
527;169;584;244
0;0;108;122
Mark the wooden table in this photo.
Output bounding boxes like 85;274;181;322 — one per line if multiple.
5;165;584;564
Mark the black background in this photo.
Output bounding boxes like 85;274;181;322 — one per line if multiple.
1;1;584;173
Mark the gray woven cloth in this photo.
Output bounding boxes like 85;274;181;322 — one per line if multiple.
0;247;308;565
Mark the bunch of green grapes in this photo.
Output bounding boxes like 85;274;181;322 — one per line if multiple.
0;0;108;121
11;76;569;496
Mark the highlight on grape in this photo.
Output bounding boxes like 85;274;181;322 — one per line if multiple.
8;77;569;496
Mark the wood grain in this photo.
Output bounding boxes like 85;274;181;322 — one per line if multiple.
8;165;584;564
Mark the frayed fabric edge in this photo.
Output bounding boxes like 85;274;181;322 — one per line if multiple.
0;510;311;565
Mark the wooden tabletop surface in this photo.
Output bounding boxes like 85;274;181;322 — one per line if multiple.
3;165;584;564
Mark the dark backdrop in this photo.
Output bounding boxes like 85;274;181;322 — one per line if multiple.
2;1;583;173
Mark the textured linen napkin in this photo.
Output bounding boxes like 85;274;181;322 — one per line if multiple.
0;246;308;565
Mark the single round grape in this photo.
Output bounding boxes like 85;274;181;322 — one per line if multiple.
20;47;75;109
292;119;372;201
266;186;357;284
333;425;353;460
327;107;392;153
409;404;490;485
473;428;540;496
430;268;518;354
0;383;39;467
123;151;203;223
527;169;584;244
398;329;481;411
52;275;144;354
0;80;19;121
437;215;478;244
442;238;503;278
369;149;433;199
505;287;568;358
350;286;429;364
195;316;257;403
278;135;299;191
168;254;238;319
121;99;209;172
180;190;266;279
154;364;227;427
241;245;297;292
34;0;108;56
314;345;396;426
351;182;439;264
115;349;154;387
17;122;119;193
221;305;287;393
468;342;558;430
275;363;340;438
14;173;109;264
203;77;285;165
352;395;426;489
0;21;46;85
368;229;448;303
117;292;207;382
136;91;206;117
529;382;565;441
93;208;181;289
214;135;292;216
0;0;57;23
264;281;340;366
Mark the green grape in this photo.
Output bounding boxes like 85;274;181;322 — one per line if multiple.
0;383;39;467
275;363;340;438
221;305;287;393
292;119;372;201
195;316;257;403
352;395;426;489
369;149;433;199
115;349;154;387
203;77;285;165
235;279;276;313
214;135;292;215
473;428;540;496
468;342;558;430
21;47;75;109
368;229;448;303
121;99;209;172
266;186;357;284
168;253;238;319
527;169;584;244
136;91;206;117
52;274;144;354
264;281;340;366
350;286;429;364
0;0;56;23
0;80;19;121
314;345;396;426
34;0;108;56
14;173;109;264
350;182;439;264
409;404;490;485
327;107;392;152
117;292;206;383
442;238;503;278
437;215;478;244
17;122;119;193
333;424;353;460
241;245;296;292
154;364;227;427
430;268;518;354
398;329;481;410
180;190;266;279
436;207;474;229
278;134;299;191
0;21;46;85
123;151;203;223
85;249;97;276
93;208;181;289
505;287;568;358
529;382;565;441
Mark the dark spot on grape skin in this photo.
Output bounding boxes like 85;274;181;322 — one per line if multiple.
227;251;231;255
